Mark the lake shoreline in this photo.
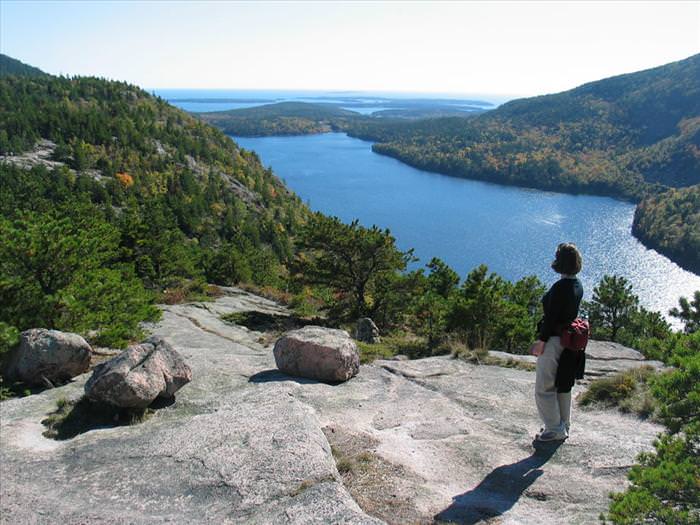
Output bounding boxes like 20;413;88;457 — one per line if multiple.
231;128;695;276
231;132;700;322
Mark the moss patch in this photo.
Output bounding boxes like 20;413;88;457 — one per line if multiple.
221;310;331;345
223;311;305;332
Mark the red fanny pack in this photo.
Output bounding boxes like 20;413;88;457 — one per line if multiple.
560;318;590;351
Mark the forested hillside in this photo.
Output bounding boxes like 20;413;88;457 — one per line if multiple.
633;185;700;274
344;54;700;200
197;99;488;136
199;101;357;136
0;54;47;78
0;71;306;346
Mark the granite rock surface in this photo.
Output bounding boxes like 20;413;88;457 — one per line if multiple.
1;287;663;524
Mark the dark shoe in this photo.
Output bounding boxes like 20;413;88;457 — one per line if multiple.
535;429;567;442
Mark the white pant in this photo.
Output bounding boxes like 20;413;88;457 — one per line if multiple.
535;336;571;432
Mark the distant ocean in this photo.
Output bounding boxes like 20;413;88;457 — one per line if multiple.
155;89;510;114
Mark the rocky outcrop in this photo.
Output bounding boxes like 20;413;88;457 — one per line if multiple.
355;318;380;343
0;287;664;524
0;139;103;181
274;326;360;382
2;329;91;386
85;336;192;408
489;339;667;381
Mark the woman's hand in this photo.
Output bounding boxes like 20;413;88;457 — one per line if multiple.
529;340;545;357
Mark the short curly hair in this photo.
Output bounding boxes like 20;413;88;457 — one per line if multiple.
551;243;582;275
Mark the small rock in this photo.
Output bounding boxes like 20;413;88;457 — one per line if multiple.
274;326;360;382
85;336;191;408
356;317;381;343
2;329;91;386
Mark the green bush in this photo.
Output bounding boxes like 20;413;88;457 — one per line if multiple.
579;367;657;416
0;322;20;400
0;322;19;360
56;268;160;347
356;334;437;364
604;332;700;523
0;206;159;348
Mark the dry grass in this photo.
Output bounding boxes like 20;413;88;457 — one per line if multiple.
579;366;659;419
238;283;293;305
323;425;428;525
452;345;536;372
160;280;224;305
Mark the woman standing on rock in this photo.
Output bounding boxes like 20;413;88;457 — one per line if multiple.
530;243;583;442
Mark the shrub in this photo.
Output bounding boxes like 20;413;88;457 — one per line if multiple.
159;278;222;305
0;207;160;348
604;333;700;524
57;268;161;347
579;366;658;418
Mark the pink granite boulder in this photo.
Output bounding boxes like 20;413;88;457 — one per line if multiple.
85;336;191;408
273;326;360;382
2;329;91;386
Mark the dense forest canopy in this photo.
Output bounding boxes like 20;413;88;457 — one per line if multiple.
0;69;306;346
199;101;359;136
633;185;700;274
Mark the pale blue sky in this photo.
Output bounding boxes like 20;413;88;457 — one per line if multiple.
1;1;698;96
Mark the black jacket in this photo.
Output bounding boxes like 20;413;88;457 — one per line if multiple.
537;276;585;393
537;277;583;342
555;349;586;393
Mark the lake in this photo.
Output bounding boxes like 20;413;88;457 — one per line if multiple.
232;132;700;320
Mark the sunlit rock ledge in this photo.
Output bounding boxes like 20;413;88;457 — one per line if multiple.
0;287;663;524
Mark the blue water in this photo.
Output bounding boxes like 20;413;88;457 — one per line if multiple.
157;89;501;115
233;132;700;320
170;101;267;113
340;106;391;115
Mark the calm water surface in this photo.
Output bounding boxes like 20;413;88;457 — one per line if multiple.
159;89;500;115
233;132;700;320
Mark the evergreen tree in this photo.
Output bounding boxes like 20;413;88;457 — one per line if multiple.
446;265;507;350
584;275;640;342
607;332;700;524
292;213;414;322
0;205;158;347
669;290;700;334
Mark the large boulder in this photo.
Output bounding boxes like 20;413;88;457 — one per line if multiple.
85;336;192;408
274;326;360;382
2;329;91;386
356;317;381;343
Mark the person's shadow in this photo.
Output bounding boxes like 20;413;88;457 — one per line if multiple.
434;441;563;524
